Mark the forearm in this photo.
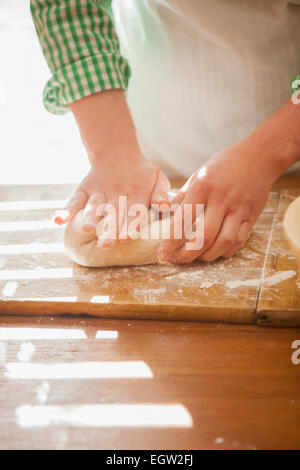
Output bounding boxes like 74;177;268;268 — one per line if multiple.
70;90;142;167
243;97;300;178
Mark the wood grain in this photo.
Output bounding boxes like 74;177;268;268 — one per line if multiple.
0;315;299;450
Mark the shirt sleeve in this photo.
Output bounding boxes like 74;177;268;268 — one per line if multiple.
30;0;131;114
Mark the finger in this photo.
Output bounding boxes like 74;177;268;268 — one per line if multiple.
98;196;126;248
168;174;195;208
156;175;195;220
96;201;118;248
152;189;185;222
54;189;88;225
199;213;242;262
169;203;225;264
223;220;252;258
151;170;171;211
81;192;106;233
157;180;211;262
169;189;185;210
120;194;149;241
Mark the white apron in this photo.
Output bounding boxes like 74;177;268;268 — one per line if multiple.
113;0;300;177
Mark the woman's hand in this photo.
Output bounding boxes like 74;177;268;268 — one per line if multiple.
54;89;170;246
157;142;275;263
158;97;300;264
55;156;170;247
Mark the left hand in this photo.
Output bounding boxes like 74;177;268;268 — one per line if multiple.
157;139;282;264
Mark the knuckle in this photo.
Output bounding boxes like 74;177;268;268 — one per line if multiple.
198;178;214;196
221;235;235;246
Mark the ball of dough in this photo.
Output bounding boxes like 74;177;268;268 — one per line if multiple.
64;209;173;267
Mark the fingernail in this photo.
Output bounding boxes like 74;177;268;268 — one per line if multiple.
154;194;165;203
153;192;170;205
54;209;69;224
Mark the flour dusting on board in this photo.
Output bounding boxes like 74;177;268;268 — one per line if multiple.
226;270;296;289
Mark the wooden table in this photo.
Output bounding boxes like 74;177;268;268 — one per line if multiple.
0;173;299;450
0;315;299;450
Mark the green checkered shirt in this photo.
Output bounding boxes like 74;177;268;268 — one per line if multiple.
30;0;131;114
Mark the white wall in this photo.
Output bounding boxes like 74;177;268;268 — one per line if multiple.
0;1;89;185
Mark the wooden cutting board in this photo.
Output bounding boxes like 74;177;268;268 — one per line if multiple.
257;190;300;327
0;184;299;326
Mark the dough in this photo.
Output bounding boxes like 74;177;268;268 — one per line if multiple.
64;209;173;267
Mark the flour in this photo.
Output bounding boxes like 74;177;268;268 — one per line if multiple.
200;281;218;289
226;279;260;289
134;287;167;297
226;270;296;289
2;281;18;297
133;287;168;303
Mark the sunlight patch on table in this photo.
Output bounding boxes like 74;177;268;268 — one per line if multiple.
90;295;110;304
0;341;6;365
2;280;18;297
95;330;118;339
0;243;65;255
0;200;67;211
0;220;61;231
6;361;153;379
17;342;35;362
0;267;73;280
0;327;87;340
15;296;77;302
36;381;50;405
16;403;193;428
0;327;118;341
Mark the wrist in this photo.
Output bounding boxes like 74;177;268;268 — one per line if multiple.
70;89;143;167
241;133;291;182
242;99;300;179
89;146;144;169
